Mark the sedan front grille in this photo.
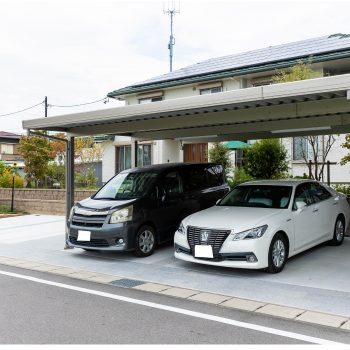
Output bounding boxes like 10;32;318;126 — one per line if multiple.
187;226;231;258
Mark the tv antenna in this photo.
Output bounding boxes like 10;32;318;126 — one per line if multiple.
163;1;180;72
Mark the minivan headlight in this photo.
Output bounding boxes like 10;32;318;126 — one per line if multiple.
178;222;186;235
233;225;268;240
69;206;76;220
110;205;133;224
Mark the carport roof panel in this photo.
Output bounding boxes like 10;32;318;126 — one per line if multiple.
108;34;350;96
23;74;350;136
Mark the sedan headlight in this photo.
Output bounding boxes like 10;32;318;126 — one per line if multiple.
233;225;268;241
178;221;186;235
110;205;133;224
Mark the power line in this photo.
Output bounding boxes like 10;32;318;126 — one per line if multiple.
0;96;110;119
0;101;44;118
49;97;108;108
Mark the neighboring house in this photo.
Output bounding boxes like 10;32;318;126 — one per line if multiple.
100;34;350;184
0;131;24;174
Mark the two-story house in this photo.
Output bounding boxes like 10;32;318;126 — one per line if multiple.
100;34;350;184
0;131;24;172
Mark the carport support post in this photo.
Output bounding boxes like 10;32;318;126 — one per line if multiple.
131;138;138;167
65;135;75;249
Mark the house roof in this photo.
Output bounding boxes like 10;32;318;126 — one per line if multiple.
0;131;21;140
108;33;350;98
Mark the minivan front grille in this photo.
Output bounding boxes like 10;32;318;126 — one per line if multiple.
187;226;231;258
71;213;106;228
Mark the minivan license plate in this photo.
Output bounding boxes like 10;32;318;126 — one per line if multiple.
77;230;91;241
194;245;213;258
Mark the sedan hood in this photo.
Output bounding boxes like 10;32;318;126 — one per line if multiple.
78;197;137;211
183;205;284;232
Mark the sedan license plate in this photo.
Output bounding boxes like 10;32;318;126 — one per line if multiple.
77;230;91;241
194;245;213;258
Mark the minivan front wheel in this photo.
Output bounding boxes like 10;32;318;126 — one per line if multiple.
134;225;156;257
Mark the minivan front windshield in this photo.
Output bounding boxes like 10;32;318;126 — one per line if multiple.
218;185;292;209
94;171;158;200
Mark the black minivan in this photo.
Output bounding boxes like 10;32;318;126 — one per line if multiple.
67;163;229;256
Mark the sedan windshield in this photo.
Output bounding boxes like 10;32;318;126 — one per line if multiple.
94;171;158;200
218;185;293;209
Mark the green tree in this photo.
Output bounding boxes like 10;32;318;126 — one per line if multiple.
340;134;350;166
272;58;321;83
243;139;289;179
18;134;54;188
208;142;232;169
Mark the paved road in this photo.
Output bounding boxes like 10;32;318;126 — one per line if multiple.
0;265;349;344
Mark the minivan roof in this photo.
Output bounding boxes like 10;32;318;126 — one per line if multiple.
121;162;222;174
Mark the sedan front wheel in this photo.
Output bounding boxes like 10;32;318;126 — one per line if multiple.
267;233;288;274
329;217;345;246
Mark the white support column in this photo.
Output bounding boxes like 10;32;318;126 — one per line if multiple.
65;135;75;249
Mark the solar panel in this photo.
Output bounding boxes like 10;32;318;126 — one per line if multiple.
134;34;350;87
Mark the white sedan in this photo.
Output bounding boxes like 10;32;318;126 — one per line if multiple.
174;180;349;273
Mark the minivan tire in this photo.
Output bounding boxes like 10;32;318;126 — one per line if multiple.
266;233;288;274
134;225;156;257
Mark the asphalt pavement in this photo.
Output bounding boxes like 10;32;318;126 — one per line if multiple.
0;264;349;345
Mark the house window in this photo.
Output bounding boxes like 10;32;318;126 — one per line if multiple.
199;86;222;95
235;149;245;167
116;146;131;173
138;96;163;104
1;144;14;155
252;80;273;87
293;137;319;161
137;144;152;167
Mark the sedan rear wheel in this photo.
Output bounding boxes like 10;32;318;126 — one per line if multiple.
267;233;287;273
329;217;345;246
134;225;156;257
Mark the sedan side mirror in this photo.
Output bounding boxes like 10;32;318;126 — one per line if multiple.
295;201;307;211
216;199;221;205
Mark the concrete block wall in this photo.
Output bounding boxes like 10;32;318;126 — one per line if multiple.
0;188;96;215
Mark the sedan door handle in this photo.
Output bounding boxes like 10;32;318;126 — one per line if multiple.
313;208;319;213
333;202;339;205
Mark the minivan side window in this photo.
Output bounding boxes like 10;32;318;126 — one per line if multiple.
206;165;224;187
182;167;208;192
159;171;183;197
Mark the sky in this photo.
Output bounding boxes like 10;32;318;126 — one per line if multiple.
1;0;350;134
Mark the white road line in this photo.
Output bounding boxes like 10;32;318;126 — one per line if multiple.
0;269;344;345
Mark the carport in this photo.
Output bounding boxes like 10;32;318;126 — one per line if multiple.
23;74;350;245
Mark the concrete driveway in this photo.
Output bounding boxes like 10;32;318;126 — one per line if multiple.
0;214;350;317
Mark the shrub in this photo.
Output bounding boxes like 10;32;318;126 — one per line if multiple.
334;184;350;195
243;139;289;179
228;167;254;189
0;169;24;188
209;143;232;169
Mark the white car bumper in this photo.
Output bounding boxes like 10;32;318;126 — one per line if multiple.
174;230;270;269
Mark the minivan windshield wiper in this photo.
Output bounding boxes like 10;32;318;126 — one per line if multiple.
93;197;116;200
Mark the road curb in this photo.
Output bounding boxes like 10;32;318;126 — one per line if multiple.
0;255;349;331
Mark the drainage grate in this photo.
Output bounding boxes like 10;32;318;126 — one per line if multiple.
110;278;145;288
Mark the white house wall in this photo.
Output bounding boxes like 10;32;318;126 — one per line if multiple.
102;142;116;183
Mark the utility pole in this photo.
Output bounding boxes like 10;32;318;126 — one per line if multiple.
164;1;180;72
44;96;48;118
